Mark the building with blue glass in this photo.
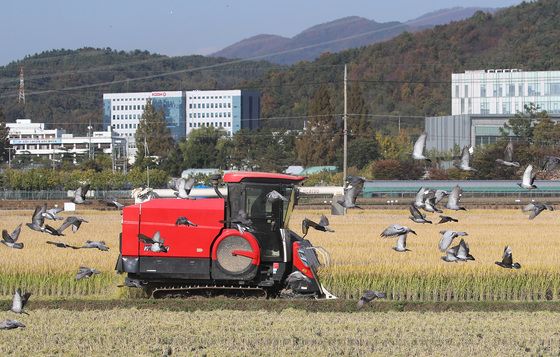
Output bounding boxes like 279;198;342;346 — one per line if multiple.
103;91;185;157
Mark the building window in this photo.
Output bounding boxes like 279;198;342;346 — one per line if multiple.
508;84;515;97
189;104;192;109
189;123;192;127
112;115;116;120
498;85;503;97
481;101;489;114
464;85;468;97
228;103;231;108
518;83;524;96
502;102;511;114
202;113;205;118
551;83;560;95
461;98;465;114
528;83;539;96
198;104;201;108
480;85;486;98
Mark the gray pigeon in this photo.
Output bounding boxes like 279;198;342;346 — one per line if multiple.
26;205;46;232
392;234;410;252
542;155;560;171
10;288;31;315
169;177;195;199
455;239;475;261
454;146;476;171
408;205;432;224
139;231;168;253
522;202;553;220
357;290;386;309
0;319;25;330
441;245;460;263
413;187;428;208
495;246;521;269
82;240;109;251
338;176;365;209
1;224;23;249
446;185;466;211
412;133;430;162
266;190;289;203
175;216;197;226
45;216;89;236
437;215;458;224
284;271;312;291
46;241;81;249
221;209;254;234
71;184;91;204
380;224;416;238
495;141;520;167
100;197;124;210
43;206;64;220
422;196;442;213
518;165;537;190
439;230;468;252
302;215;334;236
76;266;101;280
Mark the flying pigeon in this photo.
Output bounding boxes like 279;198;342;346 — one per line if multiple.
46;241;81;249
132;187;160;203
100;197;124;210
10;288;31;315
454;146;476;171
45;216;88;236
266;190;289;203
393;234;410;252
26;205;46;232
495;246;521;269
495;141;520;167
1;224;23;249
43;205;64;220
408;205;432;224
0;319;25;330
357;290;386;309
413;187;428;208
437;215;458;224
380;224;417;238
518;165;537;189
446;185;466;211
221;209;254;234
175;216;197;226
81;240;109;251
76;266;101;280
422;196;443;213
169;177;195;199
338;176;365;209
412;133;431;162
139;231;168;253
522;202;553;220
438;230;468;252
441;244;460;262
71;184;91;204
455;239;475;261
302;215;335;236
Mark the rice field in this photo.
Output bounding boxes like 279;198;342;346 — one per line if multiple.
0;208;559;301
2;308;560;356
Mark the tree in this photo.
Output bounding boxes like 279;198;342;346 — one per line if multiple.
296;85;341;166
178;127;229;169
347;82;372;137
0;107;10;163
501;103;548;142
135;99;174;167
346;138;379;169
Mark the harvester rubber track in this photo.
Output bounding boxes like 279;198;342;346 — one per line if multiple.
149;284;268;299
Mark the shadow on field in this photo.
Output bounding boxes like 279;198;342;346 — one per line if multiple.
3;298;560;313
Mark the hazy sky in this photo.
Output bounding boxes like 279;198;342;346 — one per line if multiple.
0;0;522;66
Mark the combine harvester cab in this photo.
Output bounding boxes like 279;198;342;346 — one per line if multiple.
116;172;335;299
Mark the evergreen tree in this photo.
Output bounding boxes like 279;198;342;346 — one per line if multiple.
135;99;174;167
296;85;341;166
0;108;10;163
179;127;229;169
347;82;372;137
501;103;547;142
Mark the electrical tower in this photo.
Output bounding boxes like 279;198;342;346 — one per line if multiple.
18;66;25;104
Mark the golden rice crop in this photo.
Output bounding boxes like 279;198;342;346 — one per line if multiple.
2;308;560;356
0;208;559;301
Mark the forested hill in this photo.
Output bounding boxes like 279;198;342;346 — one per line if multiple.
0;49;278;134
254;0;560;130
1;1;560;135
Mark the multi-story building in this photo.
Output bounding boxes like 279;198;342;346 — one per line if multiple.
426;69;560;152
185;90;260;136
452;69;560;115
7;119;127;168
102;91;185;157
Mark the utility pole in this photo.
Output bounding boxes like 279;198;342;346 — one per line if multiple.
343;64;348;185
18;66;25;105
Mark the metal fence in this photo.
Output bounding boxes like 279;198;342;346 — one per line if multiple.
0;190;132;200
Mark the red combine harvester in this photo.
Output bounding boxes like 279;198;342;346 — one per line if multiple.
116;172;335;299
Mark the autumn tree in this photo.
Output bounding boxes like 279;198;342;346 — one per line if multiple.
296;85;341;166
135;99;174;167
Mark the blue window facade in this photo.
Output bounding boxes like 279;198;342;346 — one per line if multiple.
151;96;186;141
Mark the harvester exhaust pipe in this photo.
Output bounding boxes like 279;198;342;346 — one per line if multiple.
210;174;224;198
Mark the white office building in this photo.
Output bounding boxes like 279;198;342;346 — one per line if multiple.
186;89;260;136
452;69;560;116
7;119;127;168
102;91;185;158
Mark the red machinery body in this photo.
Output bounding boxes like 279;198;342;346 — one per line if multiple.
116;172;326;297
